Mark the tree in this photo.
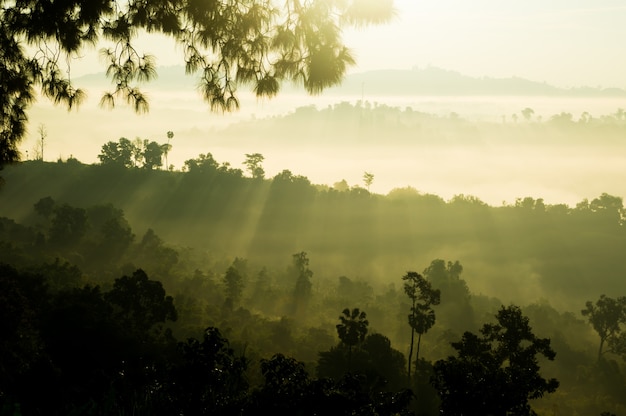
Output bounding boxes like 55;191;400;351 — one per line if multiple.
333;179;350;192
363;171;374;191
97;137;136;167
167;327;249;415
162;131;174;170
243;153;265;179
402;271;440;382
422;259;473;334
104;269;177;338
223;257;247;309
292;251;313;300
49;203;88;247
521;107;535;121
34;196;56;219
142;140;164;170
582;295;626;361
336;308;369;368
432;305;559;416
0;0;395;167
37;123;47;161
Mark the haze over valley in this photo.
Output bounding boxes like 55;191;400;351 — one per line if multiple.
3;1;626;415
21;66;626;206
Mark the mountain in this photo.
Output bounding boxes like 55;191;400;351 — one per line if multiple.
76;65;626;97
324;67;626;97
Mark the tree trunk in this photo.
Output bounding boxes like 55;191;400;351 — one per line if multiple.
408;297;416;382
408;327;415;383
598;336;605;362
416;332;422;365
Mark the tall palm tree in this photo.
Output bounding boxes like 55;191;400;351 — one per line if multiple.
403;272;440;383
336;308;369;369
161;131;174;170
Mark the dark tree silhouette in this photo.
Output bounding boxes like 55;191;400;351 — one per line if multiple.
402;271;440;382
292;251;313;311
97;137;136;167
362;171;374;191
162;130;174;170
142;140;164;170
243;153;265;179
49;203;88;247
582;295;626;361
223;257;247;308
104;269;177;336
432;305;559;416
336;307;369;368
166;327;249;415
423;259;474;333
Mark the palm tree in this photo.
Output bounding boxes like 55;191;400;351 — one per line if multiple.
161;131;174;170
336;308;369;369
403;272;440;382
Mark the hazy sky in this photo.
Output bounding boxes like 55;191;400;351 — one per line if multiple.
341;0;626;88
69;0;626;88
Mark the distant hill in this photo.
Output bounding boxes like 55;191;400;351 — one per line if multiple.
76;65;626;97
325;67;626;97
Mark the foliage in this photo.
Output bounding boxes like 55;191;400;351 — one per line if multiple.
432;305;559;416
243;153;265;179
5;158;626;413
336;307;369;348
402;271;440;382
0;0;394;166
363;171;374;191
223;257;247;308
292;251;313;304
422;259;473;334
98;137;166;169
582;295;626;361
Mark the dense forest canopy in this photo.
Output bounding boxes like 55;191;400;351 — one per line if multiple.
2;121;626;412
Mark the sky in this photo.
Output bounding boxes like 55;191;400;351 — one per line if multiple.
340;0;626;88
69;0;626;88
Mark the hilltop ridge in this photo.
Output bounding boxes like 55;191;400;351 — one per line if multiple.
77;65;626;97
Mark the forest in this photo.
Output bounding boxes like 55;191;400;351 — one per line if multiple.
2;103;626;415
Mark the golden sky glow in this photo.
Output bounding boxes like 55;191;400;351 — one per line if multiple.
68;0;626;89
342;0;626;88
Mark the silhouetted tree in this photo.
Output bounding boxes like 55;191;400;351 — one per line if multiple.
163;130;174;170
521;107;535;121
253;353;311;415
166;327;248;415
33;196;55;219
142;140;164;170
423;259;473;334
402;271;440;382
336;307;369;368
49;204;88;247
243;153;265;179
292;251;313;311
363;171;374;191
97;137;136;168
432;305;559;416
223;257;247;309
36;123;46;161
582;295;626;361
105;269;177;337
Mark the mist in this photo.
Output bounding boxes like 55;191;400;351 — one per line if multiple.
5;68;626;415
23;74;626;206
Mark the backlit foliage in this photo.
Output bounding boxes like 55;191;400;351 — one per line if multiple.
0;0;395;165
